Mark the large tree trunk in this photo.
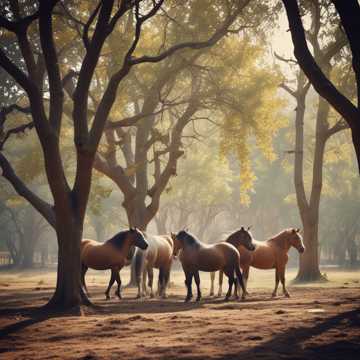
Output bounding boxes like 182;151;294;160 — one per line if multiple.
46;212;89;310
296;219;322;281
295;95;328;282
125;203;149;287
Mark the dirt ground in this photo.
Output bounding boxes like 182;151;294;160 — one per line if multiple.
0;267;359;360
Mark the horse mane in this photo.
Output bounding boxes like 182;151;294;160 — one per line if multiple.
267;229;293;248
107;230;129;250
181;231;202;248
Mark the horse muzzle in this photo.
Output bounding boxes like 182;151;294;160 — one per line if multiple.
298;246;305;254
139;241;148;250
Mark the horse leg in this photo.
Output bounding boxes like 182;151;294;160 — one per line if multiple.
243;267;250;295
184;272;193;302
235;265;247;301
147;267;154;298
158;268;164;298
81;264;89;296
114;270;122;299
162;268;170;299
194;271;202;302
272;267;280;298
105;270;116;300
224;271;234;301
279;265;290;297
209;272;215;296
218;270;224;297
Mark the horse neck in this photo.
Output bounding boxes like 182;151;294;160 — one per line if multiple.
226;235;239;248
268;232;291;252
121;236;133;254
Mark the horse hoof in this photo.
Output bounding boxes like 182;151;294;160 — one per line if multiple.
209;292;214;297
196;297;201;302
105;295;110;300
150;293;155;299
285;292;290;298
224;296;230;302
185;297;192;303
272;293;277;298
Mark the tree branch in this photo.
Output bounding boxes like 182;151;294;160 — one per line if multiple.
0;153;56;227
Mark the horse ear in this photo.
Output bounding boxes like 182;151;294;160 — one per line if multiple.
296;228;301;233
240;226;244;230
292;228;296;233
247;226;252;231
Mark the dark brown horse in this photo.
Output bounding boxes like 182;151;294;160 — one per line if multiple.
213;228;305;298
173;230;253;302
209;226;255;296
81;228;148;300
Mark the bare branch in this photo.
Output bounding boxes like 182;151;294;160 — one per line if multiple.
0;153;56;227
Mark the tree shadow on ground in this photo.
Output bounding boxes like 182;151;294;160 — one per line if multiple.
213;308;360;360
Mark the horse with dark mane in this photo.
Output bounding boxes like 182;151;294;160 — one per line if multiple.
81;228;148;300
209;226;255;296
214;228;305;298
172;230;254;302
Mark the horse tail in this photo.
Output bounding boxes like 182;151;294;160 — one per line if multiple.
134;248;145;283
234;258;246;295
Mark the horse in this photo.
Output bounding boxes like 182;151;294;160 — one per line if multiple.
80;228;148;300
209;226;255;296
213;228;305;298
172;230;254;302
134;233;174;299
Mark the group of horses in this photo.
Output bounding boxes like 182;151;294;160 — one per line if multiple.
80;226;305;302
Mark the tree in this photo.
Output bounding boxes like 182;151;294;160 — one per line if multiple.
282;0;360;173
279;0;354;281
0;0;252;310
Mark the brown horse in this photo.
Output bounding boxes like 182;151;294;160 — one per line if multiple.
173;230;253;302
134;233;174;299
209;226;255;296
81;228;148;300
213;228;305;298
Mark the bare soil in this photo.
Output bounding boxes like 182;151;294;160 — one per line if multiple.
0;268;359;360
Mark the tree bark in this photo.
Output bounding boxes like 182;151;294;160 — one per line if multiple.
46;213;89;310
297;220;322;281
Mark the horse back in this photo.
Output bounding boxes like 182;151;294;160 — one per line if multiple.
249;240;277;269
149;235;173;268
81;239;125;270
187;242;239;272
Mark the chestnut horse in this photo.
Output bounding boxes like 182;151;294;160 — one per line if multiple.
134;234;174;299
81;228;148;300
213;228;305;298
173;230;253;302
209;226;255;296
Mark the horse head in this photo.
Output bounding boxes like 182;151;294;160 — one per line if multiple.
288;228;305;254
171;232;182;257
129;227;148;250
228;226;256;251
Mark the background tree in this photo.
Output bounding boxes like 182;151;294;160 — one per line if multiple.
0;0;252;310
282;0;360;172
